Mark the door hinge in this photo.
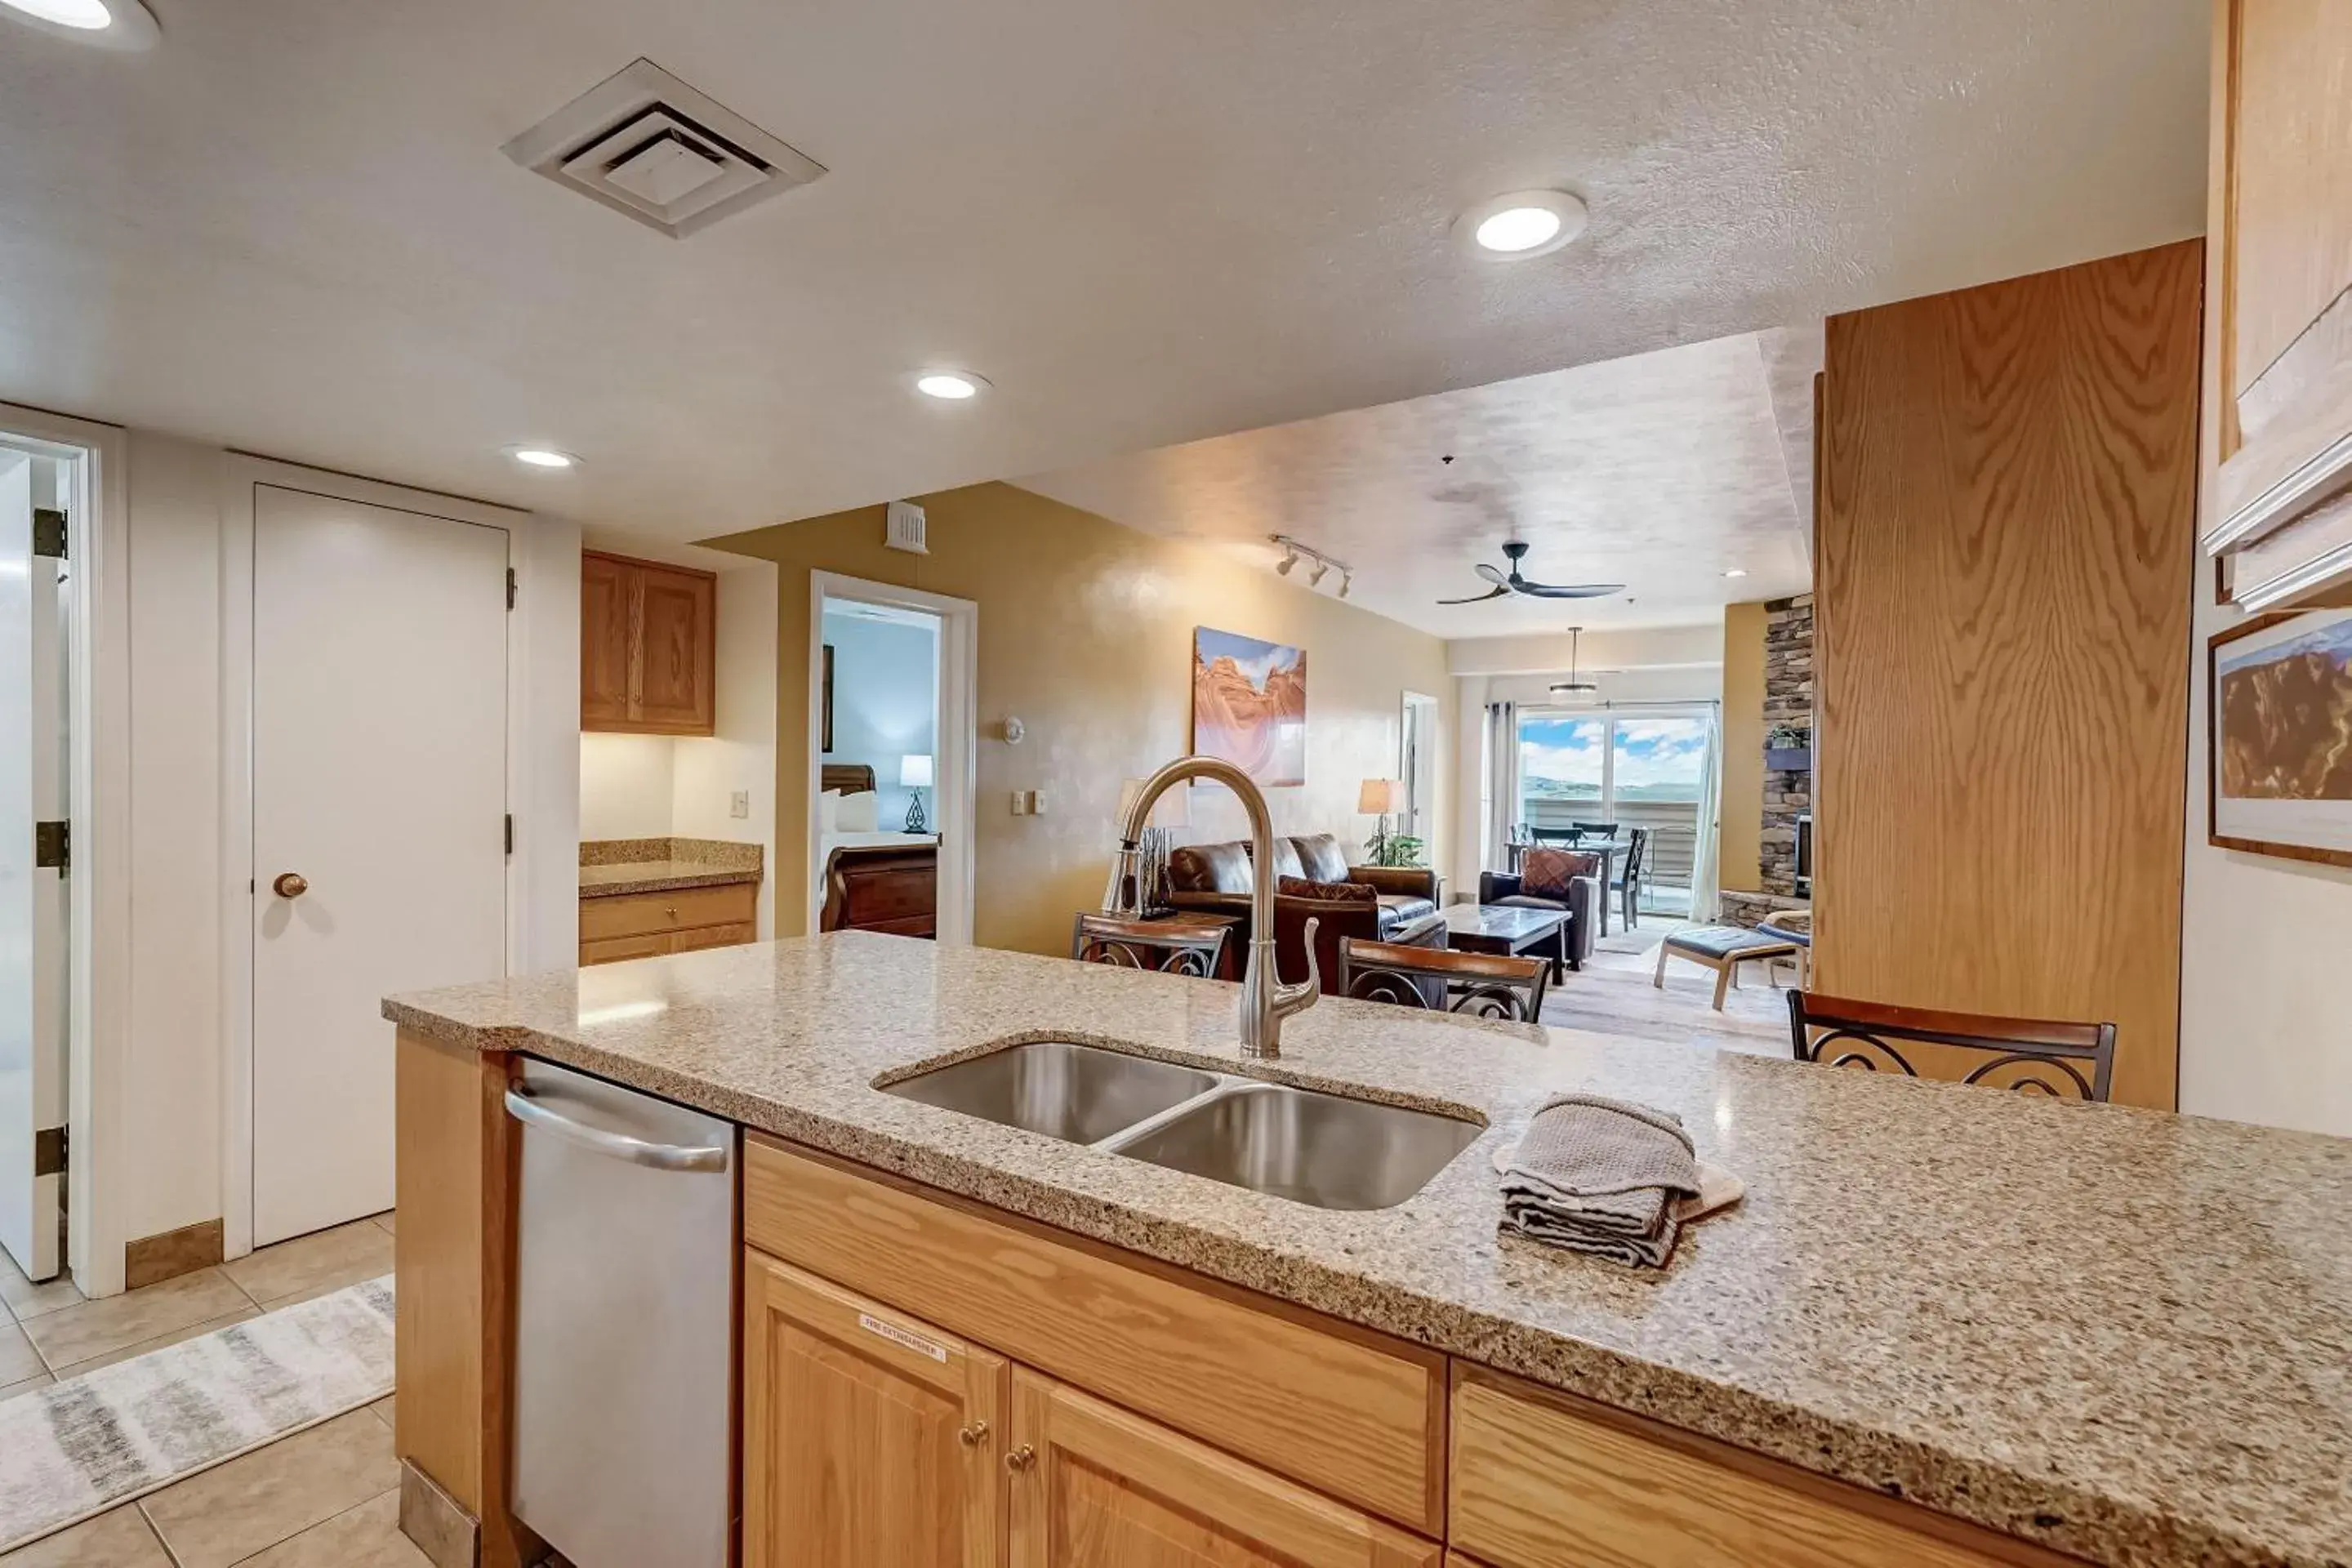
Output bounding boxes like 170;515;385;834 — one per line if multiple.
33;1125;65;1178
32;508;67;560
506;568;518;610
33;820;68;874
505;813;514;855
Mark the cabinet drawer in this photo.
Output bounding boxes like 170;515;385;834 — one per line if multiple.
744;1136;1445;1536
1450;1368;2077;1568
579;883;756;942
580;931;670;966
670;920;756;955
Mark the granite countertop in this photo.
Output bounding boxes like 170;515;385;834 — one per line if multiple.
578;837;762;899
384;933;2352;1568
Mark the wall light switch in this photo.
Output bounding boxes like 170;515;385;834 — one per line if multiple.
729;791;751;819
1030;792;1047;815
1010;791;1029;816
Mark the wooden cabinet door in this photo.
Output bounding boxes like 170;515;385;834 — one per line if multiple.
1007;1370;1438;1568
579;551;633;728
2207;0;2352;604
743;1252;1008;1568
632;563;716;733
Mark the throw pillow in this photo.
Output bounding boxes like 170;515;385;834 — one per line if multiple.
1519;848;1597;901
835;789;880;832
1278;875;1376;906
818;789;841;833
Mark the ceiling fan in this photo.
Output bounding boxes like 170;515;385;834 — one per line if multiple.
1439;541;1623;604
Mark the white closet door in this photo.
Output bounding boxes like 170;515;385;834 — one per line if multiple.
0;452;65;1281
252;485;508;1245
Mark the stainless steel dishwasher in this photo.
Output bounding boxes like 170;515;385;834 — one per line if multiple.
506;1058;736;1568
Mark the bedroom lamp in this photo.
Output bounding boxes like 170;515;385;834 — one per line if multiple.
1358;777;1406;863
899;754;933;833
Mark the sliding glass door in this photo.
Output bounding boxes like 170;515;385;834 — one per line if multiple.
1517;710;1713;916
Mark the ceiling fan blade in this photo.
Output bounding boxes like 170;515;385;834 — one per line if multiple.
1474;563;1509;586
1437;586;1511;605
1512;582;1627;599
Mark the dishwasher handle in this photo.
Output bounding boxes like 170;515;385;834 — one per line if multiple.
504;1085;730;1172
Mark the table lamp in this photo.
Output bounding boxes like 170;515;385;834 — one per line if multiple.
1359;777;1406;863
899;754;933;832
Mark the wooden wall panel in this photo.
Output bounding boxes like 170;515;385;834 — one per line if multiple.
1815;241;2204;1110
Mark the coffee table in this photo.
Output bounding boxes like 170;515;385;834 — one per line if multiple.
1441;903;1570;979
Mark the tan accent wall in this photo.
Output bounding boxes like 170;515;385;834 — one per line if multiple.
1716;601;1767;893
710;483;1452;956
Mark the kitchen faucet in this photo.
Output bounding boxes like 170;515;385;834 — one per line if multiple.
1106;755;1319;1059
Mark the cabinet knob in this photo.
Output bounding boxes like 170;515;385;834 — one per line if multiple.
1004;1445;1035;1473
664;904;679;918
958;1421;989;1447
272;872;309;899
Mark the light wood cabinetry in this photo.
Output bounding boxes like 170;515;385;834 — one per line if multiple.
743;1254;1007;1568
577;882;756;966
1815;241;2203;1109
1449;1368;2070;1568
1007;1370;1440;1568
742;1135;1445;1535
579;550;716;736
2204;0;2352;607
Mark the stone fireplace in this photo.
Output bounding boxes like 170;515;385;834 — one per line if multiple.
1722;592;1813;929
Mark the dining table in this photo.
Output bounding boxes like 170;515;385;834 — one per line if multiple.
1508;836;1633;936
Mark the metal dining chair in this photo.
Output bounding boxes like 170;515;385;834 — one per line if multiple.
1070;914;1230;978
1785;990;2116;1102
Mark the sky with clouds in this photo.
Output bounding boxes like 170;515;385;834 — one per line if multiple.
1521;716;1708;793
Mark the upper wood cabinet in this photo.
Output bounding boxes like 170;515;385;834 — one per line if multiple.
2205;0;2352;607
580;550;716;735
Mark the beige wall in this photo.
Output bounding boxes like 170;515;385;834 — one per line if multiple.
710;482;1452;956
1716;600;1767;892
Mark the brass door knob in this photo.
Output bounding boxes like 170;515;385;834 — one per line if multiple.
958;1421;989;1447
272;872;310;899
1004;1445;1035;1472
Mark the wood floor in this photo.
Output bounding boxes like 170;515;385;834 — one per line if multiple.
1539;920;1795;1058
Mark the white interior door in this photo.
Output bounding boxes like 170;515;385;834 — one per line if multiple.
252;485;509;1246
0;452;66;1280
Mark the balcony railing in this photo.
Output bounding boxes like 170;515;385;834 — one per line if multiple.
1520;796;1700;912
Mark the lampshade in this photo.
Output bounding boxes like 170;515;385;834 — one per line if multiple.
1357;777;1405;814
1116;777;1192;831
898;754;934;789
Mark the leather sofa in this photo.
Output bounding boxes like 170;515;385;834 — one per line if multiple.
1166;833;1442;994
1477;865;1599;973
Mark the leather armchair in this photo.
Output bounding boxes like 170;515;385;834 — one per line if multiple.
1478;869;1597;973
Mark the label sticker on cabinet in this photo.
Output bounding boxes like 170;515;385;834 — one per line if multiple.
859;1312;947;1363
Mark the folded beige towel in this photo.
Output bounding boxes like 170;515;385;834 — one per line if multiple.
1500;1094;1704;1267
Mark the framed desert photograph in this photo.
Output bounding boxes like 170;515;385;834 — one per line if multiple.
1192;626;1307;786
2208;607;2352;868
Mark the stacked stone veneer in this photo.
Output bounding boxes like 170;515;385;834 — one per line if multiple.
1757;592;1813;898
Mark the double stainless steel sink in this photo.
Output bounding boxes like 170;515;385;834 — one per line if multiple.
883;1040;1481;1210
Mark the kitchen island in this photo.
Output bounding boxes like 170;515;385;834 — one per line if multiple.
384;931;2352;1568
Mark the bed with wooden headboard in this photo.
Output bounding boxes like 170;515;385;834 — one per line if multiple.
816;762;937;937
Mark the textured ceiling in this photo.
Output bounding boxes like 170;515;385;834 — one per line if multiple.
1018;331;1819;635
0;1;2206;542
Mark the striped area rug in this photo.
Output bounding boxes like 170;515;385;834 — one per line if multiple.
0;1274;394;1553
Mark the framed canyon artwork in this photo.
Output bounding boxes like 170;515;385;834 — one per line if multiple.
2208;607;2352;869
1192;626;1307;786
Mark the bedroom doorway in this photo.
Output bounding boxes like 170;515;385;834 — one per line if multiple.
808;573;977;943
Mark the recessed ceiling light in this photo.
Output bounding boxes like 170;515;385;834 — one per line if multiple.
0;0;158;47
1455;189;1589;260
915;371;988;401
1724;568;1748;579
507;445;580;470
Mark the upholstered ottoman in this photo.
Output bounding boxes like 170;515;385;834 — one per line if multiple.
1655;925;1802;1011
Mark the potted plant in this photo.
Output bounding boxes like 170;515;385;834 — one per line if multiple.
1764;724;1812;772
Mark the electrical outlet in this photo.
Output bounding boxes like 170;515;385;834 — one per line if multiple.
729;790;750;819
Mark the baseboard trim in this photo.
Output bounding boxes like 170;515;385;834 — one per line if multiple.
124;1218;224;1290
399;1459;478;1568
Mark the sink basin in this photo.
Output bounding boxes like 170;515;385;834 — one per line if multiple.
883;1040;1221;1145
1106;1082;1481;1210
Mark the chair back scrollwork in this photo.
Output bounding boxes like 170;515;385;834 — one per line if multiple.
1788;991;2116;1102
1338;938;1548;1023
1070;914;1228;979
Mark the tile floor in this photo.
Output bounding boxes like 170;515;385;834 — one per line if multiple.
0;1212;419;1567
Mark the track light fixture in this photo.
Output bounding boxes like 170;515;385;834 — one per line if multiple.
1267;534;1352;599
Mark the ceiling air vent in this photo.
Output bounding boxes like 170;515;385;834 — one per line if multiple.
502;59;825;238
